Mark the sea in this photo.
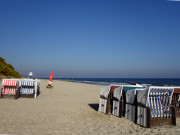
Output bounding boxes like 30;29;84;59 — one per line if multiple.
53;78;180;86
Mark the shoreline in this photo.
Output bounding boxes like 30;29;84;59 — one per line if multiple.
0;79;179;135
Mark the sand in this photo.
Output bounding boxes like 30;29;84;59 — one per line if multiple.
0;79;179;135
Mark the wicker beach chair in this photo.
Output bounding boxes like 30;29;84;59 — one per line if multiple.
137;87;176;128
98;85;123;116
0;79;20;99
98;84;144;117
98;85;111;114
125;89;144;122
115;84;145;116
112;86;123;116
19;79;40;98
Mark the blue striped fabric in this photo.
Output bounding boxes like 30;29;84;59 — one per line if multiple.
21;80;34;86
147;88;173;117
20;88;34;94
20;80;35;94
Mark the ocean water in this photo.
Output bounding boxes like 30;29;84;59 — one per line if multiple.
54;78;180;86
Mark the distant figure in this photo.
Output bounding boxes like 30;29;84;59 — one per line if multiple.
28;72;33;78
47;72;53;88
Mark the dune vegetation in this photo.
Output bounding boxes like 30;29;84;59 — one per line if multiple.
0;57;22;78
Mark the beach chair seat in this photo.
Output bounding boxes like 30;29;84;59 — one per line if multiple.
0;79;20;99
20;80;38;98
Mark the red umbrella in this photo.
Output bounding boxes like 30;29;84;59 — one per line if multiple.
49;72;53;82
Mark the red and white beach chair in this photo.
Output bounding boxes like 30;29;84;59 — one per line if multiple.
0;79;20;99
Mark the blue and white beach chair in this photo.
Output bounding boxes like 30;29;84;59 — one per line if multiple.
19;79;40;98
137;86;175;127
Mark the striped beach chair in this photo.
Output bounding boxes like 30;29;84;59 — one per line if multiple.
137;87;176;128
0;79;20;99
19;79;39;98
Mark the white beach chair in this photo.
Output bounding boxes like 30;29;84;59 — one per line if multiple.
112;87;123;116
98;85;111;114
19;79;40;98
98;84;144;117
125;89;144;122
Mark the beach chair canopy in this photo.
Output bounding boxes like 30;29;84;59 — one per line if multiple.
100;85;111;99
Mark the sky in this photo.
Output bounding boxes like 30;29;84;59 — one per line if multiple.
0;0;180;78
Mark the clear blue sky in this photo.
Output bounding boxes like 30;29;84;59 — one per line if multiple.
0;0;180;78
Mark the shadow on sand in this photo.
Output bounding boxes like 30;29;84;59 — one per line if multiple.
88;104;99;111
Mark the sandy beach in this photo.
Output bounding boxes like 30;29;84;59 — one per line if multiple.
0;79;179;135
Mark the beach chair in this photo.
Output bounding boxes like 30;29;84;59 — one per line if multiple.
0;79;20;99
98;85;123;116
98;85;111;114
122;84;145;116
112;86;123;116
125;89;144;122
99;84;143;117
137;87;176;128
98;84;144;117
19;79;39;98
171;88;180;117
